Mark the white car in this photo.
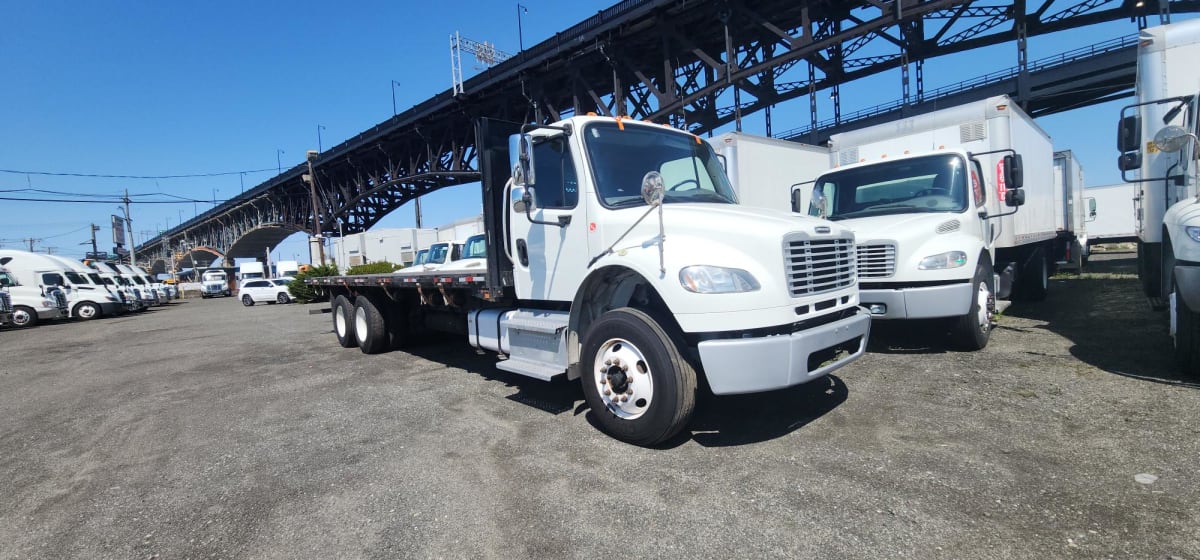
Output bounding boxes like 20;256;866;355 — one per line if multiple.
239;279;292;306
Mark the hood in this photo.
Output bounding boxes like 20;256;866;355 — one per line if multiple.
629;202;847;238
834;212;969;244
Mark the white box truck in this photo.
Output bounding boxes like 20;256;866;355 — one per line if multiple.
1084;184;1137;246
802;95;1051;350
277;260;300;278
310;116;871;445
707;131;830;211
1115;18;1200;375
1052;150;1091;267
239;261;265;280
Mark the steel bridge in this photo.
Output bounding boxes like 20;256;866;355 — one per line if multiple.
139;0;1198;275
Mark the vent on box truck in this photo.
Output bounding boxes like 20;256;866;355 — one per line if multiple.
960;121;986;143
838;148;859;166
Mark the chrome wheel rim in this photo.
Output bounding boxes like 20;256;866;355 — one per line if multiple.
975;280;991;334
593;337;655;420
77;304;97;319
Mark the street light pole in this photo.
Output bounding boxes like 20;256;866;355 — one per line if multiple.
276;149;285;175
517;4;528;51
317;124;326;152
239;172;245;193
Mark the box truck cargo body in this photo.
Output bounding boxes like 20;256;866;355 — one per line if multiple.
808;95;1053;349
1085;184;1138;245
707;132;830;212
1052;150;1090;266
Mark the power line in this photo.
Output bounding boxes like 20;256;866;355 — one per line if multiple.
0;196;226;204
0;167;279;179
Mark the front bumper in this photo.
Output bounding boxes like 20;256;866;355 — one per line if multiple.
697;308;871;395
860;282;973;320
100;302;121;315
0;311;12;324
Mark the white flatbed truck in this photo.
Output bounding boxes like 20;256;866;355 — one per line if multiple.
311;116;872;445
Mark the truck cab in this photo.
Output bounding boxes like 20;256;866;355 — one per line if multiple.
0;258;69;328
438;234;487;273
40;253;125;319
1116;18;1200;375
200;269;231;298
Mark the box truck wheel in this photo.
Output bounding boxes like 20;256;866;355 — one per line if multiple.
11;306;37;328
950;259;993;351
1172;282;1200;377
354;294;389;354
73;301;101;320
580;308;696;446
332;295;357;348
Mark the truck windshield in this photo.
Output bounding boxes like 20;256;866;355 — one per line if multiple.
813;153;970;220
462;235;486;259
88;273;105;285
131;276;146;285
583;123;737;208
0;272;16;287
427;244;449;264
414;250;429;265
64;271;89;285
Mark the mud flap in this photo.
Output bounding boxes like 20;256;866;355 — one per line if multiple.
995;262;1016;300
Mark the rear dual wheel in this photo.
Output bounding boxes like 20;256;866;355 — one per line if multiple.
332;295;357;348
354;294;389;354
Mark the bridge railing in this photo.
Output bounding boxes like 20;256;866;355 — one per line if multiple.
776;34;1136;141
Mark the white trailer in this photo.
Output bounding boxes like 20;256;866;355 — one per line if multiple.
804;94;1051;349
707;131;830;212
1084;184;1138;246
1115;18;1200;375
312;116;871;446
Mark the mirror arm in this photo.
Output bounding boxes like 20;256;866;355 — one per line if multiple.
980;207;1019;220
524;206;568;228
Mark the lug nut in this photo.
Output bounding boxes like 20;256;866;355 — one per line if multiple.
605;359;612;366
603;389;611;396
626;389;633;396
600;377;607;385
620;396;629;403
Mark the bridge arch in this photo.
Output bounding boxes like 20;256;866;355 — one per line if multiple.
226;224;306;261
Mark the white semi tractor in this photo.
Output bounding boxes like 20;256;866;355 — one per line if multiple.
1115;18;1200;375
200;269;232;298
311;116;872;445
0;250;117;322
800;95;1052;350
0;256;70;328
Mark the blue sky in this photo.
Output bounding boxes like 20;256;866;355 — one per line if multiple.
0;1;1188;264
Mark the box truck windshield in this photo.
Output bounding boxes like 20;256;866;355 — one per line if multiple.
813;154;971;220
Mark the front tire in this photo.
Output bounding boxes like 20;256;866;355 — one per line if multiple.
580;308;697;446
1172;277;1200;377
332;295;357;348
950;259;994;351
354;294;389;354
277;292;290;304
73;301;101;320
11;306;37;328
241;294;254;307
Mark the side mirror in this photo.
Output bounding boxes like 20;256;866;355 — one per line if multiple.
641;171;665;206
1153;125;1192;152
513;186;537;214
1117;115;1141;153
791;188;804;213
1005;188;1026;208
809;188;827;218
1003;154;1024;190
1118;152;1142;172
509;134;536;187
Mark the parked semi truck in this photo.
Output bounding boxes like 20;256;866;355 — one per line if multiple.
0;249;116;322
0;258;69;328
799;95;1046;350
1084;184;1137;247
277;260;300;278
200;268;232;298
1115;18;1200;375
239;262;266;281
312;116;871;445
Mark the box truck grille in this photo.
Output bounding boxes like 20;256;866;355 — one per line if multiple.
785;237;856;297
857;243;896;278
0;292;10;313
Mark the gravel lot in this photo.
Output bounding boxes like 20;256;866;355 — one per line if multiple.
2;250;1197;559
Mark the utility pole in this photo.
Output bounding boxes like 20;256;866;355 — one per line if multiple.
90;224;100;256
123;189;135;266
304;150;327;265
24;238;40;251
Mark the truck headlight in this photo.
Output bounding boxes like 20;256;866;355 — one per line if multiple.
679;265;760;293
1187;226;1200;243
918;251;969;270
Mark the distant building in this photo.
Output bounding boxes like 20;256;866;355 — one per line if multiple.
329;216;483;271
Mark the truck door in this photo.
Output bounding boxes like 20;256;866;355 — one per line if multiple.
509;135;591;301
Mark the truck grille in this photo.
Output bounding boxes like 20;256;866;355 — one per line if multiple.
784;236;856;297
857;243;897;278
51;289;68;309
0;292;10;313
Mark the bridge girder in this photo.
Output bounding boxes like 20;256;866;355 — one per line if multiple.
137;0;1200;261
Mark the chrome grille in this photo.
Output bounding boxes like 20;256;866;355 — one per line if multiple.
0;292;10;313
857;243;897;279
785;236;856;297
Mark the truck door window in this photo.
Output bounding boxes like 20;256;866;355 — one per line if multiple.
532;137;578;209
41;273;65;286
971;160;986;207
0;272;15;287
64;272;88;285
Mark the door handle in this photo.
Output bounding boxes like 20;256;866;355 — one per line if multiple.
516;239;529;266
